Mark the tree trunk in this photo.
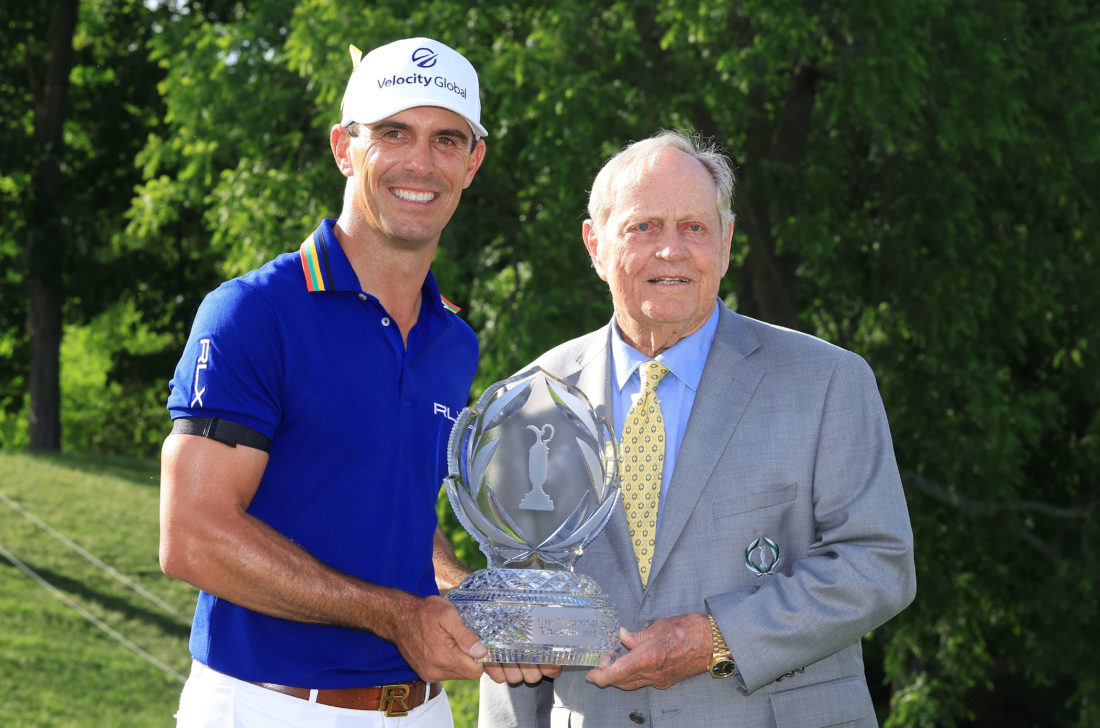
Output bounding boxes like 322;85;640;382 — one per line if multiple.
26;0;79;452
28;280;64;451
737;62;819;330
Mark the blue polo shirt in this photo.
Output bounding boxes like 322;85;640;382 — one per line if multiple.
166;218;478;688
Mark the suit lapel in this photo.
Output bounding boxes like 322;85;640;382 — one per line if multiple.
564;328;650;605
647;307;765;591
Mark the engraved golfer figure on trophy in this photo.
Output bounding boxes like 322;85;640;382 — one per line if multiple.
519;424;555;511
444;367;621;666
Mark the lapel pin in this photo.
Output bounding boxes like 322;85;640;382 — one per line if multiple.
745;536;780;577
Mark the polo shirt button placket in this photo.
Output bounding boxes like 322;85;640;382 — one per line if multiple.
381;317;391;327
628;710;645;724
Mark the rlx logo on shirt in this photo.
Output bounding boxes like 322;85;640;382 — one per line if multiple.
433;402;457;422
190;338;211;407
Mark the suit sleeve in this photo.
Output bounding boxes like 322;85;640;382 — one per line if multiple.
706;351;916;695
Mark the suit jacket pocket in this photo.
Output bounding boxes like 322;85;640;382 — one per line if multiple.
769;675;875;728
713;483;798;518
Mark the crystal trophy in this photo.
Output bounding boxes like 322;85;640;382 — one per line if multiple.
444;367;621;666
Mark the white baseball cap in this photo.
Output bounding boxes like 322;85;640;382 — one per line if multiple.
340;37;488;140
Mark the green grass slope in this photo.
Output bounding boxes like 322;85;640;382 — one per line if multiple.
0;452;479;727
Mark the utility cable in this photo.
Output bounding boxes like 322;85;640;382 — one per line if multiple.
0;541;186;683
0;488;189;624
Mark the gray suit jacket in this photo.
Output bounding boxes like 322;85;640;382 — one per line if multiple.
478;305;916;728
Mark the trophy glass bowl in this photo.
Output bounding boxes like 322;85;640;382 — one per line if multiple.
444;367;620;666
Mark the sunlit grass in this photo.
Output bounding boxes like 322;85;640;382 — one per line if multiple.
0;452;480;727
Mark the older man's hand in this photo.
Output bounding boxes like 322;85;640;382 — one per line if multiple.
484;662;563;685
585;613;712;690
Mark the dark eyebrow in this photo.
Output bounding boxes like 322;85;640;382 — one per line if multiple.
436;126;471;146
366;120;411;135
366;120;470;147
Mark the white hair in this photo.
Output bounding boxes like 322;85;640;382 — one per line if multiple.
587;130;735;229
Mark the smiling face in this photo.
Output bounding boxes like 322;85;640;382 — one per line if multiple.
583;149;734;356
331;105;485;252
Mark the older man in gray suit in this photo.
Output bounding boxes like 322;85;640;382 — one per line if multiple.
478;130;916;727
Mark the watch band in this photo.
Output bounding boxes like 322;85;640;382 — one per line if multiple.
707;613;736;678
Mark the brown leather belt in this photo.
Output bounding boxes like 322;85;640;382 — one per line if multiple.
251;679;442;716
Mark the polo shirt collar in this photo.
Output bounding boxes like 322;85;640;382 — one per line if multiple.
298;218;362;293
299;218;462;318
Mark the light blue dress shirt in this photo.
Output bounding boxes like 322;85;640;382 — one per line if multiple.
610;301;721;532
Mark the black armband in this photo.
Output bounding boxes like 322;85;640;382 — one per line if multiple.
171;417;271;452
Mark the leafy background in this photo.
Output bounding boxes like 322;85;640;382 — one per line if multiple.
3;1;1098;725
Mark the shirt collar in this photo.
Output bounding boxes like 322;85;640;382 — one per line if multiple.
301;218;461;319
299;218;359;293
611;301;721;394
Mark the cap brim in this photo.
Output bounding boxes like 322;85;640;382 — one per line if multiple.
343;98;488;139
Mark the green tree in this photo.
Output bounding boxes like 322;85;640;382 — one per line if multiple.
11;0;1095;723
1;0;173;451
7;0;79;451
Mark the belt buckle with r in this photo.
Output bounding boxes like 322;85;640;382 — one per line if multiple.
379;683;412;717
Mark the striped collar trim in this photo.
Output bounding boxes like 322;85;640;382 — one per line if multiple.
299;229;332;292
299;225;463;313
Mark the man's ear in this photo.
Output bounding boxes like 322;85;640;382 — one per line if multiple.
461;139;487;189
582;219;607;281
330;125;354;178
720;218;735;276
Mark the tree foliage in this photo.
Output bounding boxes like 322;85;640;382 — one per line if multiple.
1;0;176;450
3;0;1099;723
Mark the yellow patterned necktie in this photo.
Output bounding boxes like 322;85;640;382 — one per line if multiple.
620;360;670;587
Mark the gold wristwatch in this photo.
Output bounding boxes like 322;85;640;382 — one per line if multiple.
707;613;736;678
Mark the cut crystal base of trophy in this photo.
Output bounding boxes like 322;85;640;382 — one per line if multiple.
446;568;620;666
